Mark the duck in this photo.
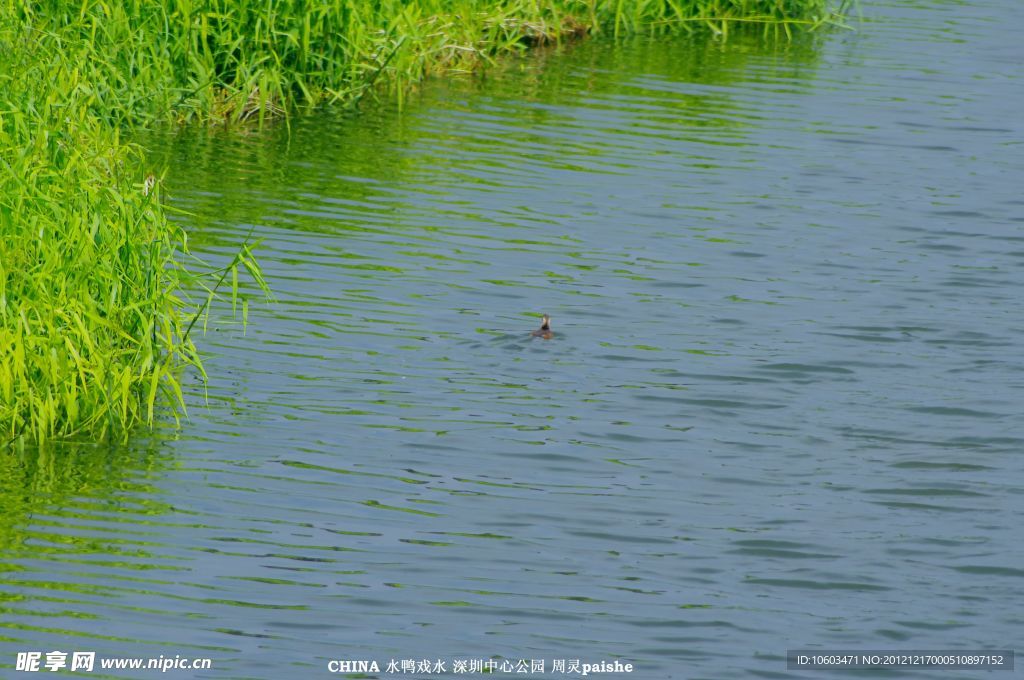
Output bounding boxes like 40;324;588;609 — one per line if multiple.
531;313;553;340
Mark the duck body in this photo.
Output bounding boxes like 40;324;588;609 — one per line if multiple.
531;314;553;340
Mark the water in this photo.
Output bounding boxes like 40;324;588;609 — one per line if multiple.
3;2;1023;677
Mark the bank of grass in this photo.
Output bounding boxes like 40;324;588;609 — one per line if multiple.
0;31;266;447
1;0;846;448
9;0;849;127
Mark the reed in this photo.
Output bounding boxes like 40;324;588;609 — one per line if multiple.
1;0;844;448
0;15;267;448
9;0;848;126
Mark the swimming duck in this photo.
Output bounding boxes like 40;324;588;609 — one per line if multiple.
531;314;553;340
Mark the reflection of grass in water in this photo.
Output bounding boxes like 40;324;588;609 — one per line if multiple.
146;29;834;253
0;435;247;648
0;437;175;573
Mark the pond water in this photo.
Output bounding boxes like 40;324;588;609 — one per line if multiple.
2;1;1023;678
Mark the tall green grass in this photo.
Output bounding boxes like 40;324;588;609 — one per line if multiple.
1;0;845;448
9;0;848;126
0;15;266;448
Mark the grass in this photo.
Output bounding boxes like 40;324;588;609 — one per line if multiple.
0;33;267;447
1;0;847;449
8;0;850;126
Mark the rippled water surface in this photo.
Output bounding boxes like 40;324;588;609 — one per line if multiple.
3;1;1023;677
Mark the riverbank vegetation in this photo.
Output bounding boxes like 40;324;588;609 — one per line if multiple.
1;0;848;448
